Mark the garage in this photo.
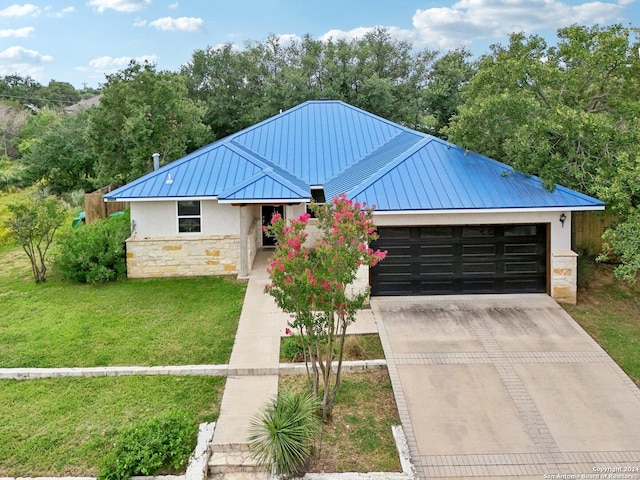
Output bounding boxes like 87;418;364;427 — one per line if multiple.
370;224;547;296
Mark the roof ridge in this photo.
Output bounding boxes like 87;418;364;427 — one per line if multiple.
323;130;425;199
218;168;309;200
104;142;227;199
344;135;435;199
227;140;309;192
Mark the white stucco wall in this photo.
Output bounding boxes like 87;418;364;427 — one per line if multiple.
373;210;572;252
130;201;175;237
130;200;240;237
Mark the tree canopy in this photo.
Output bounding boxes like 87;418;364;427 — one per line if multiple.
87;61;211;186
182;28;441;139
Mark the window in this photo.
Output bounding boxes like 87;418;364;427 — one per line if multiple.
505;225;537;236
307;188;327;217
178;200;201;233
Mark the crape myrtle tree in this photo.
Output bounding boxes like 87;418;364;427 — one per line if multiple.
264;194;386;420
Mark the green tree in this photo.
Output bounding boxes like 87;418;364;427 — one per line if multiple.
182;43;267;140
0;74;43;109
182;28;438;138
423;48;476;138
264;195;386;420
446;24;640;281
20;109;95;194
447;25;637;193
16;108;60;159
40;80;81;107
5;196;66;283
88;61;211;186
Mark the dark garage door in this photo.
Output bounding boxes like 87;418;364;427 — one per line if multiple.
370;225;547;296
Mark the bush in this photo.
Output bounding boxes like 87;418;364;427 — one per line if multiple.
282;335;305;362
248;389;321;477
54;210;131;283
577;249;597;289
97;411;196;480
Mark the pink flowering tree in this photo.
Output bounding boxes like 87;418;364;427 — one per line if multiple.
264;193;386;420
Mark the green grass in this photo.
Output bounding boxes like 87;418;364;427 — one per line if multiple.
281;370;401;473
0;245;246;367
0;376;225;476
564;262;640;387
0;190;244;475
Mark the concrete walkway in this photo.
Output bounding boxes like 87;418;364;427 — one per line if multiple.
210;251;284;451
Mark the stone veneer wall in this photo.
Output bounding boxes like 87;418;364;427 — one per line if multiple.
551;250;578;304
126;236;240;278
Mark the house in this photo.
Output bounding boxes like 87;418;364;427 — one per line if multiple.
104;100;604;304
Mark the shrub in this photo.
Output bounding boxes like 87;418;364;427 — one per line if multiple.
282;335;305;362
97;411;196;480
248;389;321;477
4;195;67;283
54;210;131;283
577;249;596;289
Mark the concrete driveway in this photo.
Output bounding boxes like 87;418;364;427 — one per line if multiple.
371;294;640;479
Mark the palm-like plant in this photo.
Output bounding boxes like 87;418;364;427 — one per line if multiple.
248;389;321;477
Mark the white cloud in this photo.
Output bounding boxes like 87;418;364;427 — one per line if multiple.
48;6;75;18
133;18;147;27
274;33;303;47
148;16;204;32
0;46;52;79
87;0;150;14
84;54;158;70
0;3;40;17
316;0;629;51
410;0;629;49
0;27;34;38
319;26;416;44
169;1;178;9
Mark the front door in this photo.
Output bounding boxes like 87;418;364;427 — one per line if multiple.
261;205;285;246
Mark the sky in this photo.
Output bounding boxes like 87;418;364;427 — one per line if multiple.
0;0;637;90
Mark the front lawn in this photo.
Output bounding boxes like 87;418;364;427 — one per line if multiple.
0;245;246;367
563;262;640;386
0;376;224;476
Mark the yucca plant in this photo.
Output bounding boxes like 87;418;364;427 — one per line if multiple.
248;389;322;477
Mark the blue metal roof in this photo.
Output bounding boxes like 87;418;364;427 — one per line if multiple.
105;100;604;211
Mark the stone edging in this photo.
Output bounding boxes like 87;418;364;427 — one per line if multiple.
0;360;387;380
0;423;416;480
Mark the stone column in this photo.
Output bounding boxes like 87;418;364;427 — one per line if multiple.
239;205;249;278
551;250;578;304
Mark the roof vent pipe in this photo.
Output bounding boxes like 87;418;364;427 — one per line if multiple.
152;152;160;171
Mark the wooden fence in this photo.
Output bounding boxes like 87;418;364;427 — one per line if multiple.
84;185;129;224
572;211;618;255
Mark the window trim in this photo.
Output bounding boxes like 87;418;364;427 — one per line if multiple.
177;200;202;233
